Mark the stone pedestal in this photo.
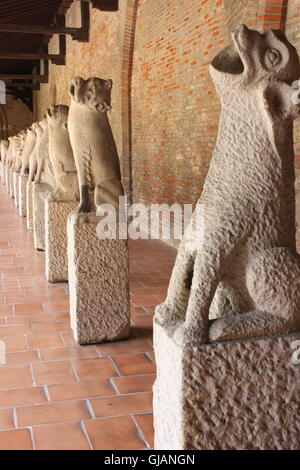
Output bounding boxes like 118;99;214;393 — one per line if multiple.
9;168;14;199
1;163;6;185
13;172;19;208
67;213;130;345
18;174;28;217
153;322;300;450
0;162;4;184
26;180;34;230
45;199;77;283
5;166;9;191
33;182;51;251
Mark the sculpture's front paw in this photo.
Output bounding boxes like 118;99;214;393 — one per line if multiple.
154;302;183;326
73;203;91;215
173;324;208;346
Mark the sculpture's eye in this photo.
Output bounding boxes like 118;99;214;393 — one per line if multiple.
264;48;281;69
86;88;93;100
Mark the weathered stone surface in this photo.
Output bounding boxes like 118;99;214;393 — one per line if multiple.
33;182;51;251
45;199;77;282
154;321;300;450
20;127;37;176
26;180;34;230
47;104;79;202
155;26;300;345
9;168;14;199
13;171;19;208
18;174;28;217
67;213;130;344
68;77;124;214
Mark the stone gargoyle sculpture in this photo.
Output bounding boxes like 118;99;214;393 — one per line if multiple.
21;126;38;176
15;131;27;172
68;76;124;213
46;104;79;201
155;25;300;345
34;118;55;188
0;140;9;162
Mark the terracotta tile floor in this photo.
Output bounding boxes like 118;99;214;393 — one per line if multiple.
0;180;176;450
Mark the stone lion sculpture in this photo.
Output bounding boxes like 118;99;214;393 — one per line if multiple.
155;25;300;345
21;126;38;176
68;76;124;213
15;130;27;173
0;140;9;163
46;104;79;201
34;118;55;188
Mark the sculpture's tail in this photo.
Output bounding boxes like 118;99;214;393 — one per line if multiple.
209;311;292;342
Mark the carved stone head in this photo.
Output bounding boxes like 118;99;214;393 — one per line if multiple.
210;24;300;89
69;76;112;113
47;104;69;129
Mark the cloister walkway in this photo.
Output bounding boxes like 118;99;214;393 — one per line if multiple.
0;181;176;450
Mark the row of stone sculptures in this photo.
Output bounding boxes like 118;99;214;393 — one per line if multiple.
0;76;130;345
0;77;123;209
1;26;300;349
1;25;300;450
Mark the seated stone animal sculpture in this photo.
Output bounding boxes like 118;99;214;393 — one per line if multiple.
21;126;38;176
155;25;300;344
46;104;79;201
28;122;40;182
15;131;27;172
68;76;124;213
34;118;55;188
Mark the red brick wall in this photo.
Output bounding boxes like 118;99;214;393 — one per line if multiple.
131;0;227;207
33;0;300;245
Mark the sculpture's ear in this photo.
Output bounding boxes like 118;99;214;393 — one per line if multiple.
70;84;75;97
105;79;113;90
262;81;296;120
101;101;112;112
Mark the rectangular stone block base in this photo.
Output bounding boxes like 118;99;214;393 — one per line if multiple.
5;165;9;190
18;174;28;217
45;199;77;283
67;213;130;345
8;168;14;199
153;322;300;450
13;172;19;208
26;181;34;230
33;182;51;251
0;162;5;185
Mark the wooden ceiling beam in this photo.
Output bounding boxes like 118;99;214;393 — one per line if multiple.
0;22;84;38
0;52;64;65
0;74;48;83
5;83;40;90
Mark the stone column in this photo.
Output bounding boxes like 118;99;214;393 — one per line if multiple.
153;322;300;450
18;174;28;217
67;213;130;345
45;199;77;283
33;182;51;251
13;172;19;208
26;180;34;230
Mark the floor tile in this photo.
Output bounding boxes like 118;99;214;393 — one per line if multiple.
33;422;90;450
84;416;145;450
